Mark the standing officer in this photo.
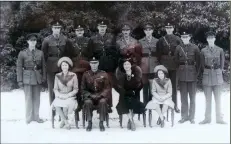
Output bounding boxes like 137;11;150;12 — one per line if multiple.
71;20;91;103
199;31;227;124
139;22;159;106
87;19;119;103
17;33;46;124
42;19;73;105
175;32;200;124
116;23;142;66
156;23;183;113
81;57;111;132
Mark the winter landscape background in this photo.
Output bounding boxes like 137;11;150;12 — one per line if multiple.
1;89;230;143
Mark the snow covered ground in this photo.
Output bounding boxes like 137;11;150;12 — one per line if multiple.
1;89;230;143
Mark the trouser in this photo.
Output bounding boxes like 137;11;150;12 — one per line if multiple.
168;70;178;107
84;98;108;121
24;84;41;122
142;73;155;105
203;85;223;121
47;72;57;105
179;81;196;120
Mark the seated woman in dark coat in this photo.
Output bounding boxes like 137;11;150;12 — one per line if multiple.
115;58;145;131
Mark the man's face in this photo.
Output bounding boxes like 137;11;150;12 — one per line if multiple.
181;36;191;44
122;29;131;37
52;26;61;35
144;28;153;37
207;37;216;45
165;27;174;34
97;25;107;35
75;29;84;37
90;61;99;72
27;39;37;47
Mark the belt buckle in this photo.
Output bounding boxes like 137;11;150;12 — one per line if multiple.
211;65;214;70
34;65;37;71
185;61;188;65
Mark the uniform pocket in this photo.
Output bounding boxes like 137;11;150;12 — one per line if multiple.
216;69;223;84
202;70;209;85
23;70;31;84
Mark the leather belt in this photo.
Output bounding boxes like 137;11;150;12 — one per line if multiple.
179;61;195;65
205;65;220;69
24;67;41;71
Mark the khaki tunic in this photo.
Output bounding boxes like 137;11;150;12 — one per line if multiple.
139;36;159;74
17;49;46;85
201;45;224;86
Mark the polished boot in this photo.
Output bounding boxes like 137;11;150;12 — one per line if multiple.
190;119;195;124
199;119;211;125
216;119;227;124
178;118;189;124
99;121;105;132
35;118;44;123
86;121;92;131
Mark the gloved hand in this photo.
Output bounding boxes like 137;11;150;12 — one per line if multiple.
18;82;23;89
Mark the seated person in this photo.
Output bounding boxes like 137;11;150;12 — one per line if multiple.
81;57;111;132
51;57;78;130
116;58;145;131
146;65;174;128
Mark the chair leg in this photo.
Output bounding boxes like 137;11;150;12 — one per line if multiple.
138;114;140;121
119;115;123;128
106;113;109;128
167;108;169;122
143;112;146;127
82;108;85;129
171;108;174;127
52;109;55;128
75;110;79;129
148;110;152;127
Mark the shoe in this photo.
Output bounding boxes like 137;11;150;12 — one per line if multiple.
174;106;180;113
64;124;71;130
86;121;92;132
127;120;131;130
156;117;161;125
35;118;44;123
59;121;65;128
216;120;227;124
26;120;32;124
178;118;189;124
99;121;105;132
190;119;195;124
199;119;211;125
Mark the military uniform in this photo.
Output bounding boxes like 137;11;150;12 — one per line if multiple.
200;45;225;123
81;67;111;131
156;24;183;112
175;37;200;123
71;27;91;103
139;36;159;105
17;40;46;123
42;21;73;105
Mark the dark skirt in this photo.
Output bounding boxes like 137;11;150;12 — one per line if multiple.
116;90;145;115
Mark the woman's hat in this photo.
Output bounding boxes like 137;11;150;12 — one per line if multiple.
57;57;73;67
154;65;168;73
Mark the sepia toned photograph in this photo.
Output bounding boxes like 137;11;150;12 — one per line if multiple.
0;1;230;143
